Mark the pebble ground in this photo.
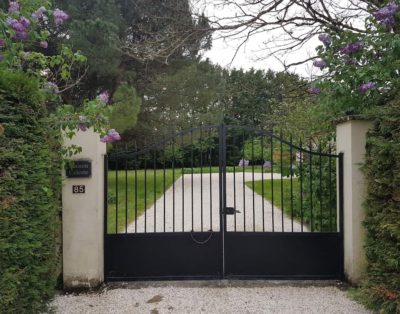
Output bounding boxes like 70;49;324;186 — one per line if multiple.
50;281;370;314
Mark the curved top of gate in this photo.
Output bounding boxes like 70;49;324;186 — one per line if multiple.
108;123;339;160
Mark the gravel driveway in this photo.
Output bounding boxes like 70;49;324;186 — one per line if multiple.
51;281;369;314
128;172;304;233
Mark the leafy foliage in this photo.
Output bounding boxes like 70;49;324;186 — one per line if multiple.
109;84;141;134
358;100;400;313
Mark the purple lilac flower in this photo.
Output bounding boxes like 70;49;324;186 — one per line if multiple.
100;129;121;143
98;91;110;103
308;87;321;94
339;41;363;55
313;59;328;69
318;34;332;45
40;41;48;48
100;135;110;143
359;82;376;92
108;129;121;141
32;6;47;21
0;39;5;48
53;9;69;26
19;17;31;29
8;19;26;32
8;1;20;14
373;1;398;28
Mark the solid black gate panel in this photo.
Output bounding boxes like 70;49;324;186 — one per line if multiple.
224;232;343;279
105;232;221;280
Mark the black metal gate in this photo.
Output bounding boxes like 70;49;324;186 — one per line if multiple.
104;124;344;281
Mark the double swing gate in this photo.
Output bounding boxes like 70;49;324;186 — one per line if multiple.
104;124;344;281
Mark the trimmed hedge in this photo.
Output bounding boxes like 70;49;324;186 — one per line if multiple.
358;101;400;313
0;70;61;313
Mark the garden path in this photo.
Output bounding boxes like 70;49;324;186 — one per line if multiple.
127;172;304;233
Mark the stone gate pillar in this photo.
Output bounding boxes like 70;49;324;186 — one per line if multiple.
336;117;373;284
62;129;106;289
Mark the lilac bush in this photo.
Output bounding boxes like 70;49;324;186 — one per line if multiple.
373;1;398;29
0;1;120;148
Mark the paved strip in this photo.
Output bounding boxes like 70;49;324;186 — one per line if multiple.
127;172;304;233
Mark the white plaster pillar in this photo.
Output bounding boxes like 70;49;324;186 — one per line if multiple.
336;118;373;284
62;129;106;289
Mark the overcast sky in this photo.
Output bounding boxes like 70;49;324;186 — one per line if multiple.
195;1;323;78
202;33;319;78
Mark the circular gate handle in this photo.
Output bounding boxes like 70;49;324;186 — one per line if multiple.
190;230;213;245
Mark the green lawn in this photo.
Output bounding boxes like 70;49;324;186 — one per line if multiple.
107;169;181;233
248;178;338;232
246;178;300;220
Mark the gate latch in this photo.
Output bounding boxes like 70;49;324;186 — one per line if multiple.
224;207;241;215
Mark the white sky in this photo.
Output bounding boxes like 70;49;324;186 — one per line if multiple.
202;32;320;78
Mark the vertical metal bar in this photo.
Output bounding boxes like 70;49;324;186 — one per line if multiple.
135;153;138;233
172;139;175;232
242;130;246;231
200;127;204;232
261;136;265;232
154;150;157;232
163;142;166;233
270;135;275;232
233;133;237;232
290;135;294;232
103;155;108;280
338;152;345;278
144;155;147;233
280;131;284;232
125;159;128;234
218;123;226;278
181;134;185;232
319;144;323;232
252;134;255;232
329;145;333;232
209;129;213;231
115;159;118;234
191;130;194;231
338;153;344;234
299;140;304;232
309;141;313;232
104;155;108;236
222;123;227;276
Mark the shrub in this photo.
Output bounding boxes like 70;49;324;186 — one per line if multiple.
0;70;61;313
358;101;400;313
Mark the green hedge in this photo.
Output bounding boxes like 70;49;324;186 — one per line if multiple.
358;102;400;313
0;70;61;313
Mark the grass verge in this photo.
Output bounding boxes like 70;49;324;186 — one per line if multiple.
246;178;300;220
107;169;181;233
